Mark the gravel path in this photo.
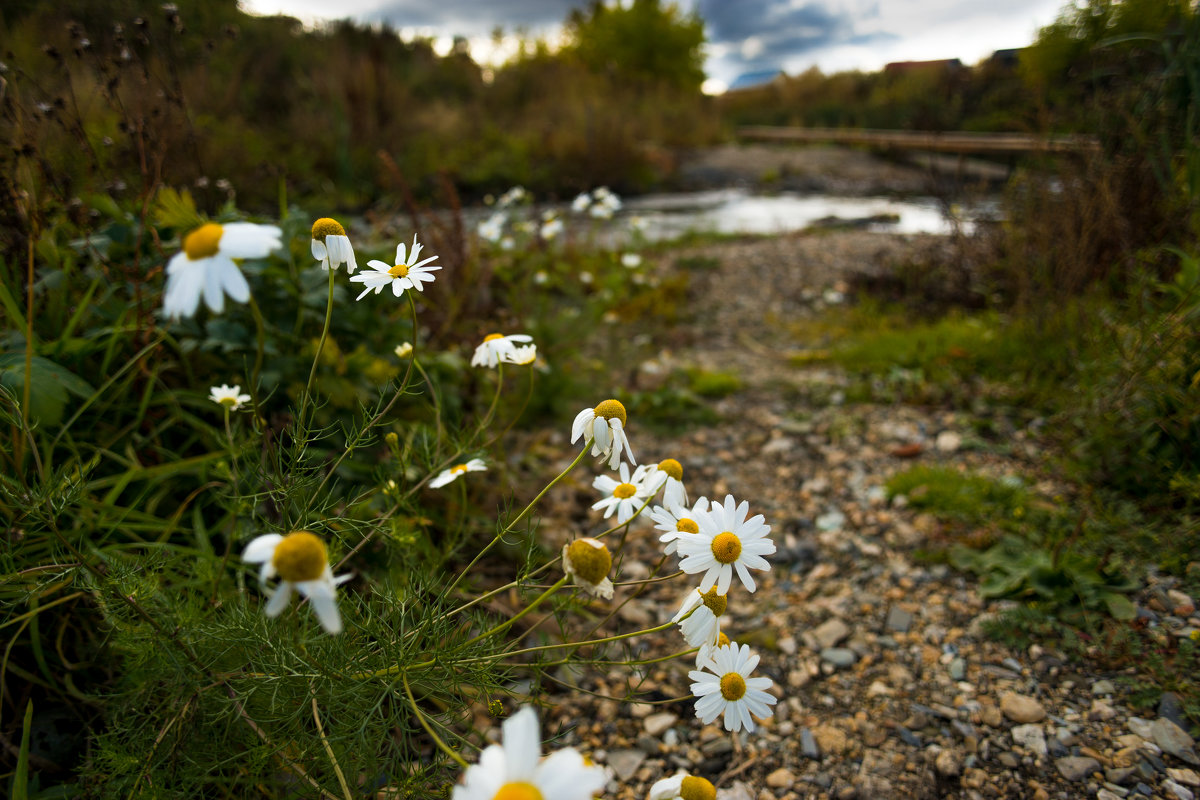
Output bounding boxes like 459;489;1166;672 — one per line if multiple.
514;230;1200;800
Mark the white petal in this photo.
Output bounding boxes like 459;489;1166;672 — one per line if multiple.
301;580;343;634
203;258;227;313
502;708;540;780
243;534;283;563
571;408;594;443
264;581;293;617
216;258;251;304
311;238;327;261
220;223;281;258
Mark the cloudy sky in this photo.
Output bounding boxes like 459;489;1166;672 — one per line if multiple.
240;0;1067;92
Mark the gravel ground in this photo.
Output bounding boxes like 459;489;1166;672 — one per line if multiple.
506;230;1200;800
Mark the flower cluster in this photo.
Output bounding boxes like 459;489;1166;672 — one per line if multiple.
571;186;622;219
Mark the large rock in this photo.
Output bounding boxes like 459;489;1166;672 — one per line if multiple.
1001;692;1047;723
1011;723;1048;756
1055;756;1101;781
811;617;851;649
1153;718;1200;766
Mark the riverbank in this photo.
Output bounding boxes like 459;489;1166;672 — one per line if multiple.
512;229;1199;800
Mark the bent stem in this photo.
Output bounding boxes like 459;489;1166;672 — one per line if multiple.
401;671;469;769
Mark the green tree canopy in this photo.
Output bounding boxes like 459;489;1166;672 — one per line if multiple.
565;0;706;92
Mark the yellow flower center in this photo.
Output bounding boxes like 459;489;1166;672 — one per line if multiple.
657;458;683;480
492;783;543;800
483;333;505;342
566;538;612;585
271;531;328;582
716;632;731;647
719;672;746;701
452;464;470;474
593;398;627;427
700;586;727;617
388;263;410;279
680;776;717;800
183;223;223;260
217;394;238;408
711;532;742;564
311;217;346;241
613;483;637;499
676;517;699;534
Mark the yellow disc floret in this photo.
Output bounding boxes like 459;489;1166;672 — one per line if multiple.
566;538;612;585
452;463;471;474
483;333;505;342
388;263;410;279
676;517;699;534
183;223;223;260
657;458;683;480
719;672;747;701
716;632;731;647
271;531;328;582
680;775;717;800
593;398;627;427
311;217;346;241
613;483;637;499
700;586;727;617
492;782;543;800
711;532;742;564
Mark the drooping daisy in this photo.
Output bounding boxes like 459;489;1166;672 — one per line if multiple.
429;458;487;488
677;494;774;594
310;217;357;274
163;222;281;318
621;253;642;269
689;643;777;733
571;398;635;470
648;772;717;800
471;333;535;368
350;235;441;300
650;496;710;556
638;458;687;509
673;585;728;650
452;707;606;800
562;537;614;599
209;383;251;411
242;531;351;634
592;463;651;524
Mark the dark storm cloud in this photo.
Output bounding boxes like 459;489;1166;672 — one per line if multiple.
367;0;586;34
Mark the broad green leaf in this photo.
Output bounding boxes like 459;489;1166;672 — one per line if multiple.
0;354;96;427
1102;592;1137;620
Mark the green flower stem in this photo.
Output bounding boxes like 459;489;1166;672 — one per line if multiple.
462;614;690;664
401;671;469;769
483;364;536;449
442;440;592;598
519;646;698;670
247;295;267;406
461;576;569;648
299;266;336;430
473;361;504;441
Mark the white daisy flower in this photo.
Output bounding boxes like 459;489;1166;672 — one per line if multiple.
637;458;687;510
571;399;635;470
429;458;487;488
452;707;606;800
478;212;506;243
592;463;651;524
242;531;351;634
209;383;250;411
673;585;728;650
310;217;357;274
562;537;614;600
621;253;642;269
394;342;413;358
629;216;648;233
540;216;563;240
496;186;527;209
650;496;709;556
163;222;281;319
350;235;441;301
648;772;717;800
696;631;733;670
677;494;774;594
688;643;777;733
500;236;515;251
571;192;592;213
510;345;538;365
471;333;535;368
533;270;549;285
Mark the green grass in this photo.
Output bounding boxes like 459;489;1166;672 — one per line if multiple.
886;465;1029;522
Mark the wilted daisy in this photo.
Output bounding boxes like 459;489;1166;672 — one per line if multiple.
429;458;487;488
562;537;614;599
209;383;250;411
571;398;635;470
638;458;688;509
650;496;709;556
242;531;351;634
621;253;642;269
163;222;281;318
689;642;776;733
677;494;774;594
471;333;535;368
592;463;651;524
452;707;606;800
648;772;717;800
350;235;441;301
673;585;727;651
310;217;357;274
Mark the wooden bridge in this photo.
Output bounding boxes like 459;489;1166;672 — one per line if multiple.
738;126;1101;155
